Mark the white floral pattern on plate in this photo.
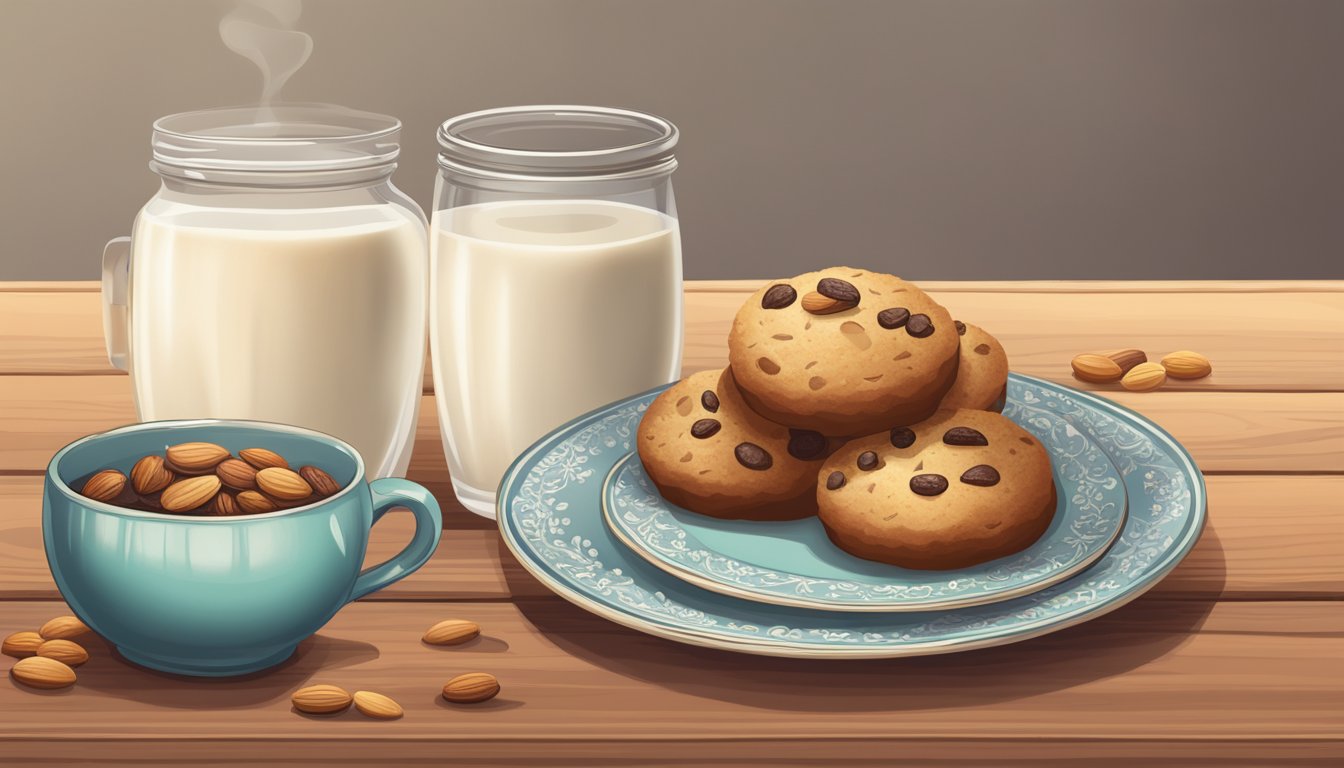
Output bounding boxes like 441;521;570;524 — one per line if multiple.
498;374;1206;657
601;393;1126;611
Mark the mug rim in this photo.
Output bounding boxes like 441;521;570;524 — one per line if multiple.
47;418;366;523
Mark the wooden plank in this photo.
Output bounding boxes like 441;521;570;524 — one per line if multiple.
2;284;1342;392
0;376;1339;475
0;600;1338;756
2;475;1339;603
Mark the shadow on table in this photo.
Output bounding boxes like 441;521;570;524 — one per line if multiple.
506;519;1227;712
73;633;380;709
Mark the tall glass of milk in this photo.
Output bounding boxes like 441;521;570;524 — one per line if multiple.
101;104;428;478
432;106;683;518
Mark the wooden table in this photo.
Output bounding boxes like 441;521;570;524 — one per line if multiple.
0;280;1340;765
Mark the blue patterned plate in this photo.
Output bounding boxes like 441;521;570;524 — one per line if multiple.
601;401;1127;611
498;374;1206;658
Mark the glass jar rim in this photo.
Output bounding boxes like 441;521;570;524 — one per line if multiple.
151;103;401;179
437;105;678;178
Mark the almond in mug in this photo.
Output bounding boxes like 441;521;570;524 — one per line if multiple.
240;447;289;471
130;455;175;495
216;458;258;491
165;442;231;473
256;467;313;501
299;466;341;497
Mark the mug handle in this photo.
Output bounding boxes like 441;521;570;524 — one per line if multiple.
347;478;443;603
101;236;131;371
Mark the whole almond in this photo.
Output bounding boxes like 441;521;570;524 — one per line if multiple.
80;469;127;502
165;442;231;472
292;684;352;714
160;475;222;513
130;455;175;495
442;672;500;704
256;467;312;501
2;631;43;658
1161;350;1213;380
423;619;481;646
240;447;290;471
216;459;258;491
353;690;403;719
299;466;340;498
1121;362;1167;392
40;616;91;640
1070;354;1123;383
800;291;856;315
11;656;76;689
37;639;88;667
236;491;278;514
1105;349;1148;374
211;491;239;516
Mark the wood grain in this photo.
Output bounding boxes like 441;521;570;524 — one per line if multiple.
0;376;1339;475
0;600;1338;756
3;283;1342;391
2;474;1339;603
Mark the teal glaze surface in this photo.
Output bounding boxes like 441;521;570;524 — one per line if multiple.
498;374;1207;658
43;420;441;677
601;391;1128;611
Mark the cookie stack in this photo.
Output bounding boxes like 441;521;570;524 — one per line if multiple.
637;267;1056;570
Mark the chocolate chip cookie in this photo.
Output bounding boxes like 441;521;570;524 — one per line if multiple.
638;368;834;520
727;267;960;435
940;321;1009;412
817;408;1056;569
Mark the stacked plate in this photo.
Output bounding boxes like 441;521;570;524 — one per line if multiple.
498;374;1206;658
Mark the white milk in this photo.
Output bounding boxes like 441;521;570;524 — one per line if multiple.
431;200;682;515
128;207;427;477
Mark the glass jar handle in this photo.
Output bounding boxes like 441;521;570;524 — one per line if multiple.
101;237;131;371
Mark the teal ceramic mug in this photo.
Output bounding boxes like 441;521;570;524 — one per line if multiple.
42;419;442;677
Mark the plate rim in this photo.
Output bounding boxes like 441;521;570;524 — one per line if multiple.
600;446;1128;612
497;373;1208;658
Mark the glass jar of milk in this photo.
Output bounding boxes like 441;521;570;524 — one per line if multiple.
432;106;683;517
102;104;428;478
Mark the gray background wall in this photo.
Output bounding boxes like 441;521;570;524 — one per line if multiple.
2;0;1340;281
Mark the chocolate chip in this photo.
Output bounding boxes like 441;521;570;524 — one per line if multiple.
690;419;721;439
905;314;934;338
960;465;1000;487
761;284;797;309
700;390;720;412
787;429;828;460
910;474;949;496
890;427;916;448
734;442;773;471
955;320;966;335
943;427;989;446
825;471;846;490
817;277;860;304
857;451;879;471
877;307;910;329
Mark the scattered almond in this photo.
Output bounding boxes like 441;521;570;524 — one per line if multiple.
165;442;231;473
11;656;76;689
1161;350;1212;380
80;470;127;503
216;458;258;491
800;291;855;315
423;619;481;646
1070;354;1122;384
256;467;312;501
39;616;91;640
2;631;43;658
160;475;222;513
130;455;175;495
353;690;403;719
299;466;340;498
291;684;352;714
1104;349;1148;374
240;447;289;471
1121;362;1167;392
442;672;500;704
236;491;278;514
37;639;88;667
